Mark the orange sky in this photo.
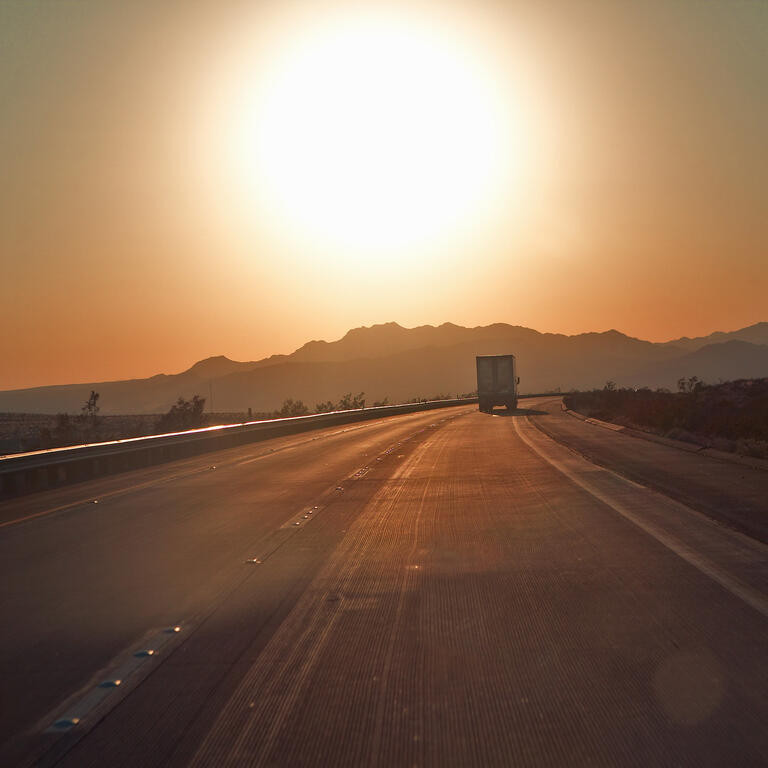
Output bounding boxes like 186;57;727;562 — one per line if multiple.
2;0;766;390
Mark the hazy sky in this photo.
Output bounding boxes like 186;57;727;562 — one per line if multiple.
2;0;766;389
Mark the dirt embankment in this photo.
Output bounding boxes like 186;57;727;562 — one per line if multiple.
564;378;768;459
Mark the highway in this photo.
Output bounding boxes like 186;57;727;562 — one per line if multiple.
1;399;766;766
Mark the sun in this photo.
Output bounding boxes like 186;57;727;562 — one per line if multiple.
224;7;523;260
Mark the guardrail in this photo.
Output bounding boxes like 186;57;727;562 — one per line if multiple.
0;398;478;499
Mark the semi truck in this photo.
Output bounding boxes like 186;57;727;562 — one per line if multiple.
476;354;519;413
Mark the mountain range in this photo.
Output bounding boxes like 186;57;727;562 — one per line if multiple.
2;321;767;415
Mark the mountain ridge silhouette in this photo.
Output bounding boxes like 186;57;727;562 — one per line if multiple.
2;321;767;414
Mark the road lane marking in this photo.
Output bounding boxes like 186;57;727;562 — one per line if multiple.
270;425;442;533
43;625;184;735
515;417;768;619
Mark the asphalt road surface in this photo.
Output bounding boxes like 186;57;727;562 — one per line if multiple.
1;399;766;767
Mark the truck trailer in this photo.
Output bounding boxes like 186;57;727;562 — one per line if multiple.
476;355;519;413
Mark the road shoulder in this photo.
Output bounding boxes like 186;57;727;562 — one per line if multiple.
526;398;768;543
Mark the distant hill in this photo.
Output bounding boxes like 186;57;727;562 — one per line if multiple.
663;322;768;352
620;340;768;389
1;321;767;414
185;355;260;379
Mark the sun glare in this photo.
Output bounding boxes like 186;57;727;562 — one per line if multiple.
225;8;523;260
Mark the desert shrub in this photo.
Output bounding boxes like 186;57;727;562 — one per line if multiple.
50;413;81;447
338;392;366;410
565;379;768;450
277;399;309;417
155;395;206;432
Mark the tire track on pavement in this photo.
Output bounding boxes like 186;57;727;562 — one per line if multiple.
188;431;444;767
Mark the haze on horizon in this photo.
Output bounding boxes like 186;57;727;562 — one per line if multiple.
2;0;766;391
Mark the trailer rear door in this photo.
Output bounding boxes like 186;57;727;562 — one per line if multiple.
496;356;514;393
476;358;495;395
